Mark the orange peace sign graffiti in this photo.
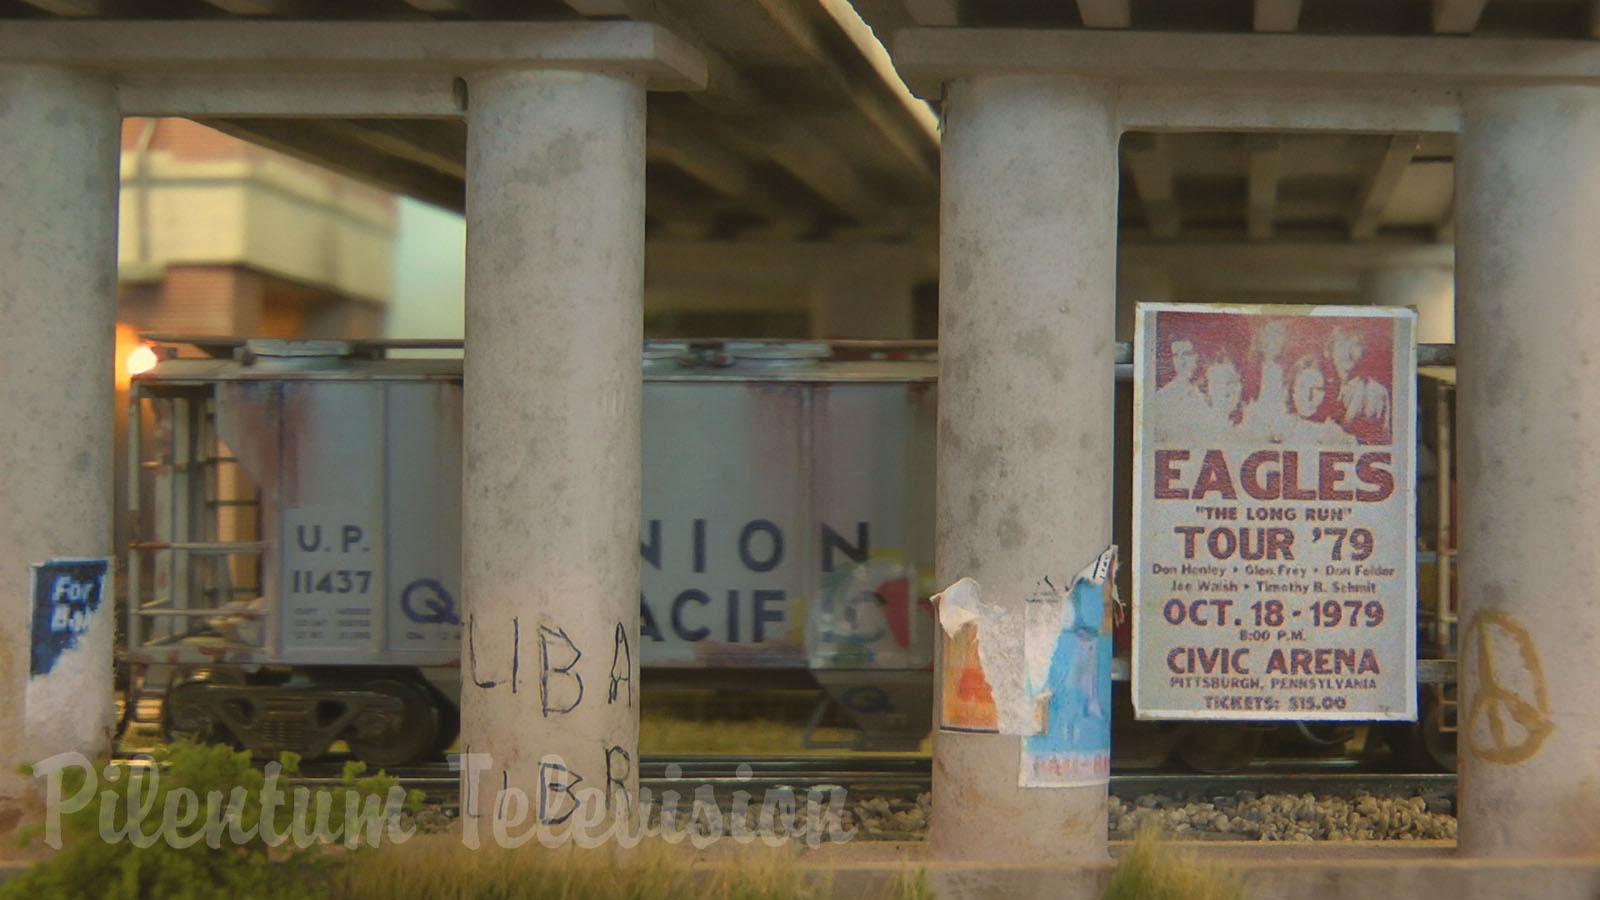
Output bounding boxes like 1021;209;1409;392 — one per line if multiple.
1461;609;1554;765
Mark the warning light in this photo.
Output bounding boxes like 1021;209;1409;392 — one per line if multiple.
126;344;159;377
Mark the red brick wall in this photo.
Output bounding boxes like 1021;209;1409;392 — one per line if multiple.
118;264;384;340
121;118;266;163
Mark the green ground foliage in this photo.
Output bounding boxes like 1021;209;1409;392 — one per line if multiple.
1103;831;1244;900
3;740;418;900
332;836;933;900
9;735;930;900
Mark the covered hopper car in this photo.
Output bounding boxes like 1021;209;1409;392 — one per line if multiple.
121;339;938;766
120;337;1458;772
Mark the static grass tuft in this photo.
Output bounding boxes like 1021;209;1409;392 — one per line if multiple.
1103;830;1244;900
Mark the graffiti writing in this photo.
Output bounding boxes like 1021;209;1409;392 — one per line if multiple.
1462;609;1554;765
539;625;583;716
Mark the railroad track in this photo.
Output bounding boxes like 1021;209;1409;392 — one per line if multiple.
277;755;1455;809
106;753;1457;843
111;751;1454;809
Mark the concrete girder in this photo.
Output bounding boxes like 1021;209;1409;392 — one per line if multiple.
1075;0;1130;29
1247;133;1282;240
1122;131;1180;239
1253;0;1302;33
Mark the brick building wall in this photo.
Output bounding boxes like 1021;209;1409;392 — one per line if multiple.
117;118;394;340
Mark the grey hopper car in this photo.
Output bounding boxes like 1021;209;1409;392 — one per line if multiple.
122;339;938;765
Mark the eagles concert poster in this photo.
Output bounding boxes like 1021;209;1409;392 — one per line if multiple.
1132;303;1417;721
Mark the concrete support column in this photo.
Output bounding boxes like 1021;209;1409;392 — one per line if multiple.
0;66;119;822
1455;85;1600;858
933;75;1118;863
461;68;645;842
1116;263;1172;343
1365;264;1455;344
810;247;915;339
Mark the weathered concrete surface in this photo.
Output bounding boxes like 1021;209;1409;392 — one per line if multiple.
459;68;645;845
932;74;1118;864
0;65;119;831
1455;84;1600;859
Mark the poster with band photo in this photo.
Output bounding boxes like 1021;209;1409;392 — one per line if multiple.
1132;303;1417;721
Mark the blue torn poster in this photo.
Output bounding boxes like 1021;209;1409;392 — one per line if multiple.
30;559;108;677
1021;547;1117;787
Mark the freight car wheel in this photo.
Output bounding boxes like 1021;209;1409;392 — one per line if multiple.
1382;688;1457;772
163;669;244;748
1419;686;1458;772
346;679;439;768
431;700;460;759
1175;725;1262;774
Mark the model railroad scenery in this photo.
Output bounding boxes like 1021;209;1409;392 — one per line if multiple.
114;336;1461;843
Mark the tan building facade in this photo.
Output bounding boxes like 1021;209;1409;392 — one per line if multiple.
117;118;395;340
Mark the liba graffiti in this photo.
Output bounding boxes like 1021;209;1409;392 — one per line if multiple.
31;559;109;677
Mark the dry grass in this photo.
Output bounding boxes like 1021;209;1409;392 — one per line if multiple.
639;709;863;756
1103;831;1245;900
120;699;902;759
331;835;931;900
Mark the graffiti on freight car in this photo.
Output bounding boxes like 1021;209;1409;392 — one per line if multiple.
1462;609;1553;765
805;555;932;670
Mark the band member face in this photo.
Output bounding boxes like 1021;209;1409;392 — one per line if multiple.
1259;321;1286;358
1331;329;1363;379
1170;340;1198;382
1291;363;1326;418
1206;360;1242;416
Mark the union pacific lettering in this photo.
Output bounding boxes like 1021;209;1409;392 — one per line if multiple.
637;519;868;644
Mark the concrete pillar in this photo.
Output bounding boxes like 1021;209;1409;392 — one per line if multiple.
811;247;915;339
1116;263;1172;343
460;68;644;844
1455;85;1600;858
0;66;119;823
1365;264;1455;344
933;75;1118;863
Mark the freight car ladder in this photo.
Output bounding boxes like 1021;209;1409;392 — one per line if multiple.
1429;381;1459;742
123;380;265;732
